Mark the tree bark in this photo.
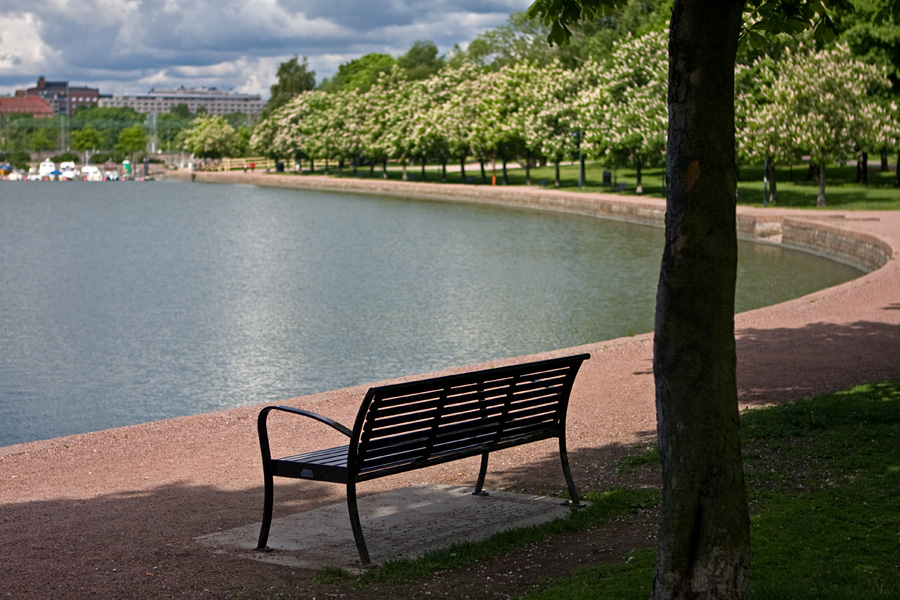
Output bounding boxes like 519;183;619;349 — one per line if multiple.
652;2;749;599
460;156;466;182
555;161;561;187
766;157;777;205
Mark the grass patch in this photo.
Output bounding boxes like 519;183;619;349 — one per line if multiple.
287;160;900;211
525;548;656;600
320;486;659;589
518;379;900;599
615;445;661;476
306;380;899;597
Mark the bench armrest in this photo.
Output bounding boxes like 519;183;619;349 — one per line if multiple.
257;405;352;462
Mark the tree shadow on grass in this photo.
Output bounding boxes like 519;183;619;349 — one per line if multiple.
736;319;900;407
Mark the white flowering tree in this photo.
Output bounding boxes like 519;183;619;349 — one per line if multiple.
438;63;486;182
527;61;583;187
182;115;236;159
736;58;797;204
597;30;668;193
498;61;557;185
366;67;420;178
773;45;895;206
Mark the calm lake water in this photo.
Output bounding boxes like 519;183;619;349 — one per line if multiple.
0;179;862;446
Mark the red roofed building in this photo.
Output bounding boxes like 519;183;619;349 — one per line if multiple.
0;96;55;119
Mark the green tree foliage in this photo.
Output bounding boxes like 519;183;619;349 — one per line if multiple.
71;106;144;151
319;53;396;93
157;112;193;152
267;55;317;113
31;128;56;154
70;125;103;152
116;124;148;157
169;103;192;119
398;40;445;80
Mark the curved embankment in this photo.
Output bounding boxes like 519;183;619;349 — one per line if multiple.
1;169;897;600
184;169;892;273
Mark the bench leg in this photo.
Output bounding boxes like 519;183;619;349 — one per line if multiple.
472;453;490;496
256;470;274;551
559;437;585;508
347;481;372;565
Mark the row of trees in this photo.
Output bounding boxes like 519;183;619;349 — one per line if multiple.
250;33;668;189
0;103;255;166
250;31;897;205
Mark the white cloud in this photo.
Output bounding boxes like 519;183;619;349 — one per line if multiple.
0;0;533;97
0;14;63;76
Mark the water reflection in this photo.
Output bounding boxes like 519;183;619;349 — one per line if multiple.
0;180;861;445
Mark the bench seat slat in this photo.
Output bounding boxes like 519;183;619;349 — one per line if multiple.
370;373;570;414
361;400;561;444
365;389;564;431
359;417;562;467
360;407;559;455
271;445;349;483
356;429;557;479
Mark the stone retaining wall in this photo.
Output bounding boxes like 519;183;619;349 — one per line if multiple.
178;170;893;273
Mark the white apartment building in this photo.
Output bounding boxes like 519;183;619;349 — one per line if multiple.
99;87;264;116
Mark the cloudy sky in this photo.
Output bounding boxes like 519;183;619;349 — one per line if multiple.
0;0;532;99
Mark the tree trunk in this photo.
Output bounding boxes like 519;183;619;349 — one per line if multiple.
526;154;532;186
502;158;508;185
653;2;749;599
858;151;868;185
818;163;827;207
480;161;487;184
895;152;900;187
766;158;777;205
402;159;408;181
382;158;388;179
880;150;888;172
441;159;447;182
421;158;426;180
460;156;466;182
555;161;561;188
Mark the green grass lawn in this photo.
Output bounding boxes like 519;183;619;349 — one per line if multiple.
322;379;900;599
526;379;900;600
297;160;900;211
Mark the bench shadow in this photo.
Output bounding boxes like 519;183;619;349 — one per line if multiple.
0;433;661;598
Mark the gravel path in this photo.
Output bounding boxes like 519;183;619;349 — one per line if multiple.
2;175;899;599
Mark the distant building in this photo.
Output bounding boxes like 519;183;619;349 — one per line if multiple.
0;96;55;119
16;76;100;116
99;87;264;116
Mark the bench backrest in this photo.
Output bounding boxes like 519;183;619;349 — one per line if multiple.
348;354;589;481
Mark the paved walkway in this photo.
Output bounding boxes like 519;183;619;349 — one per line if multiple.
2;173;899;598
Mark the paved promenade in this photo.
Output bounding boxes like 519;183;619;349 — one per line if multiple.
2;171;899;598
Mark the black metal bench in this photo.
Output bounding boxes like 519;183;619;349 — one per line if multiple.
255;353;590;565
